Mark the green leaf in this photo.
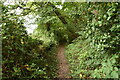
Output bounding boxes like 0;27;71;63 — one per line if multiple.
110;71;118;78
103;67;110;75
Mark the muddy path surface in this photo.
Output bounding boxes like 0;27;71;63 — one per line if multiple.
57;44;70;78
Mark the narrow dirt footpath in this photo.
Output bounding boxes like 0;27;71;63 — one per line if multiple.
57;44;70;78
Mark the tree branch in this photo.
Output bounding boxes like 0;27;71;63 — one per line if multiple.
48;2;68;24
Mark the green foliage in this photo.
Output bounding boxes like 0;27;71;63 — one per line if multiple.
1;1;120;79
65;2;120;78
2;2;57;79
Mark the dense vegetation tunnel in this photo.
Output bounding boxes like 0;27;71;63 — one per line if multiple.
1;1;120;79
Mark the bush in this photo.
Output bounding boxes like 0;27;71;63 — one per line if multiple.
2;3;57;79
65;2;120;78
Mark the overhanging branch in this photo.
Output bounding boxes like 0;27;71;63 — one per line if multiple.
48;2;68;24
